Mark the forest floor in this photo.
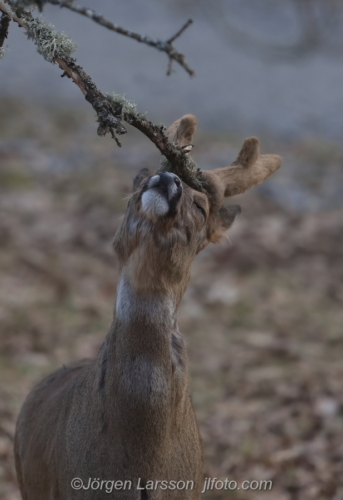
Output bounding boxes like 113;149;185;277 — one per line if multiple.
0;99;343;500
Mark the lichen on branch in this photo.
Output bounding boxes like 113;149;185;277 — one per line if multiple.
0;11;10;57
106;93;138;119
25;16;76;62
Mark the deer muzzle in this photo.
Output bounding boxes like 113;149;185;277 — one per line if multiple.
141;172;182;218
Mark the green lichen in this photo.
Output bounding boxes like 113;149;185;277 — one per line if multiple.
106;93;138;118
25;17;77;62
160;155;198;175
159;155;204;192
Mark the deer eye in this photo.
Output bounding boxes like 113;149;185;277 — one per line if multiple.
194;200;207;220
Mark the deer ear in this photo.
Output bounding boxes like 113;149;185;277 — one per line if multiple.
209;205;241;243
133;168;150;191
165;114;197;148
212;138;282;197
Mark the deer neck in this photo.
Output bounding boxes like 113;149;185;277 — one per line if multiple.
96;262;191;404
115;273;179;327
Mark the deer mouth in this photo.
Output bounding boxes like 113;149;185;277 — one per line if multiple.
141;172;182;218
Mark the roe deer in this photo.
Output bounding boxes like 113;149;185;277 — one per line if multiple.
14;115;282;500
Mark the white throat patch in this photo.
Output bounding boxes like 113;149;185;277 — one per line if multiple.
116;275;175;324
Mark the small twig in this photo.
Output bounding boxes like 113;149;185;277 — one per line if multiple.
167;18;193;44
48;0;194;77
0;11;10;48
0;1;203;190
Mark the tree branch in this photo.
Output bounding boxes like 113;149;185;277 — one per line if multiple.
0;1;203;190
0;11;10;51
16;0;195;76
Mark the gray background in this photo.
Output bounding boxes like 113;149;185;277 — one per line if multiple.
2;0;343;141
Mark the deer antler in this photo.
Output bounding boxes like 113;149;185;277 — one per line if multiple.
212;137;283;196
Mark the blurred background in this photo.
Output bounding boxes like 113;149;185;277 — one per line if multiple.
1;1;343;499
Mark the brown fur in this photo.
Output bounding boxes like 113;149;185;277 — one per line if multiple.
14;115;282;500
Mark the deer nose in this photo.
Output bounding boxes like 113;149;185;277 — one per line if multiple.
148;172;182;201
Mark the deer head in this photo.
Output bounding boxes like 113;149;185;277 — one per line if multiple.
113;115;282;297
